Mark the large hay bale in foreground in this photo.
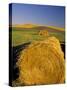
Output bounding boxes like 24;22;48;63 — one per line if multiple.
17;37;65;85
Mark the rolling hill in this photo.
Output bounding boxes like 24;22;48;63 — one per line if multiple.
12;24;64;32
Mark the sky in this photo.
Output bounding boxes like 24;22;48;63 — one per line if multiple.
11;3;65;28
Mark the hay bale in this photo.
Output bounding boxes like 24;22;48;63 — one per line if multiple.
39;30;49;37
17;37;65;85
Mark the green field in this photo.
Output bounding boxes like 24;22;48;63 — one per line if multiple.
12;27;65;47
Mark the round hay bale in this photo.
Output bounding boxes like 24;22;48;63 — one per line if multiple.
39;30;49;37
17;37;65;85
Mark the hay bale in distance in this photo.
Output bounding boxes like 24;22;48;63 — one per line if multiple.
39;30;49;37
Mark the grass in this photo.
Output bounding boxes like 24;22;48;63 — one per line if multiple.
12;28;65;47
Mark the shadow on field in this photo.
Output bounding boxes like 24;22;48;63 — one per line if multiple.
11;42;31;81
11;42;65;81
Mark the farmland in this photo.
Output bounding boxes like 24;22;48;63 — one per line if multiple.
12;26;65;47
11;25;65;86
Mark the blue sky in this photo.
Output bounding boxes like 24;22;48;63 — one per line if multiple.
11;3;65;28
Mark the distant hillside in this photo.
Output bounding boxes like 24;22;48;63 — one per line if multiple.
12;24;64;32
12;24;38;28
